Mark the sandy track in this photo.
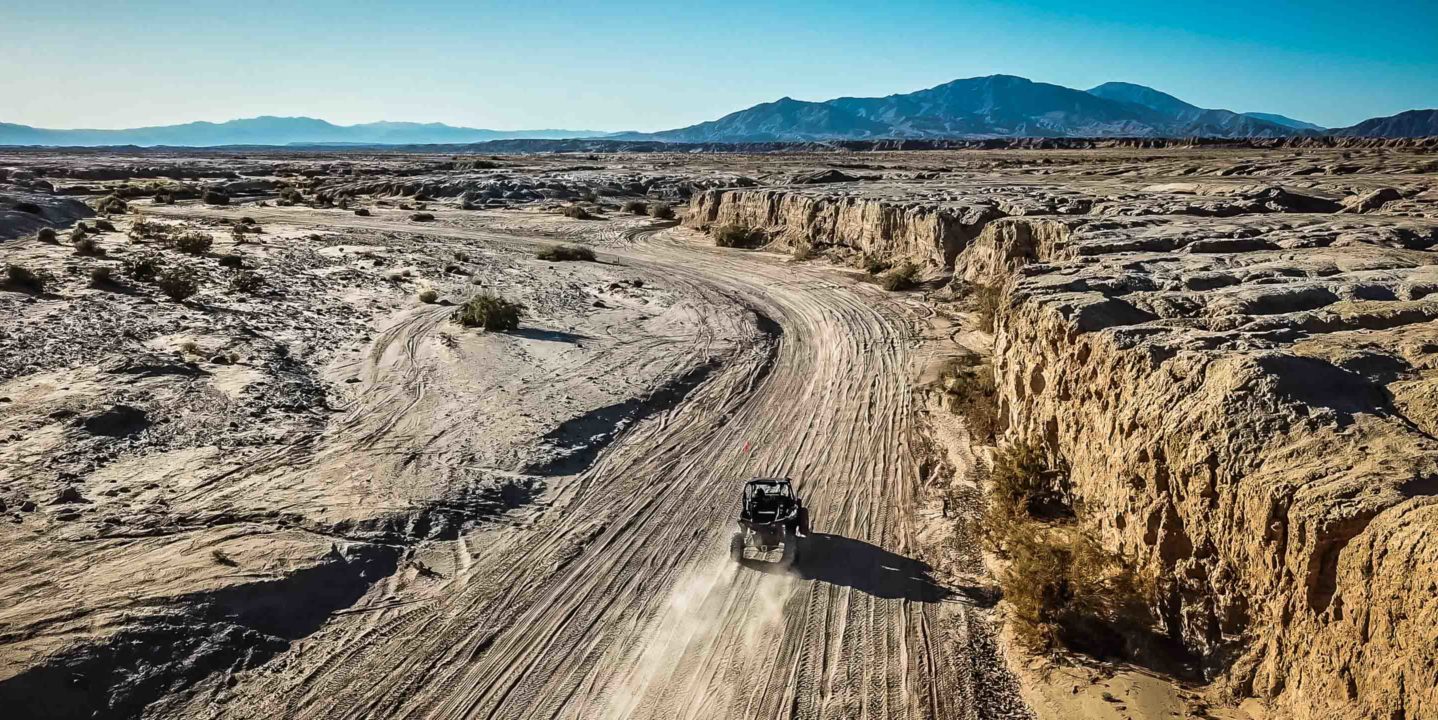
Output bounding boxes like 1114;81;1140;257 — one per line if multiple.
157;209;1015;720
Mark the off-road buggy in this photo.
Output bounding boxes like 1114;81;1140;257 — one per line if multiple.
730;477;811;566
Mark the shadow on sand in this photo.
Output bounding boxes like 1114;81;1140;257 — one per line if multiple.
740;533;995;606
510;326;590;343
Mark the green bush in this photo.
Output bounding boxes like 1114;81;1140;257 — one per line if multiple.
713;224;764;248
649;202;675;220
535;244;596;262
453;293;523;331
156;266;200;301
880;262;920;291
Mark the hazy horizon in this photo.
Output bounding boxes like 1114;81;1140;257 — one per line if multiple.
3;0;1436;132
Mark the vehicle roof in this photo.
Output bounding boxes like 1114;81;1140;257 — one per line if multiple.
745;477;791;485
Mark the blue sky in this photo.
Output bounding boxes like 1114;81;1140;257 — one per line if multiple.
2;0;1434;131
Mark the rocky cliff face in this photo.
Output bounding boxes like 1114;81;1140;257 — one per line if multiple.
687;161;1438;718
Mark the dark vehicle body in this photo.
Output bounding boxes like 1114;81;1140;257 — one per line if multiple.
731;477;811;566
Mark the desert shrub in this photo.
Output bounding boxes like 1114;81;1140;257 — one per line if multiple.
985;440;1068;525
622;200;648;215
418;288;439;304
36;227;57;244
860;253;891;275
70;226;88;242
971;284;1003;333
649;202;675;220
128;218;173;241
4;264;48;292
790;243;815;261
173;231;213;255
713;224;764;249
354;208;371;216
93;219;116;232
880;262;920;291
936;356;998;442
201;189;230;206
535;244;596;262
153;192;176;205
239;216;256;225
73;236;105;257
217;254;243;268
123;252;164;281
579;189;599;203
452;293;522;332
410;212;435;222
561;205;592;220
278;187;304;205
94;195;127;214
454;251;469;262
89;266;115;287
228;270;262;294
999;525;1152;654
156;266;200;301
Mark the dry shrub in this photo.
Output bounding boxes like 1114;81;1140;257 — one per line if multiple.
156;266;200;301
89;266;115;287
73;236;105;257
981;440;1153;657
790;243;816;261
123;252;164;281
649;202;675;220
354;208;371;216
860;253;890;275
535;244;596;262
453;293;522;332
410;212;435;222
971;283;1003;333
713;224;763;248
37;228;57;243
936;356;998;442
93;219;116;232
228;270;262;294
880;262;920;291
418;288;439;304
174;231;213;255
94;195;127;214
999;524;1152;655
561;205;592;220
4;264;48;292
201;189;230;206
622;200;648;215
128;218;173;241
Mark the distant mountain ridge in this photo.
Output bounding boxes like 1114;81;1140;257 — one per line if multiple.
1334;109;1438;138
0;116;611;147
632;76;1323;142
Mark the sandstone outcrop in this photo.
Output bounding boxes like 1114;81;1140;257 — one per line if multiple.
687;151;1438;718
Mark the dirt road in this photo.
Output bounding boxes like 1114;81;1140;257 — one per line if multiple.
154;208;1022;720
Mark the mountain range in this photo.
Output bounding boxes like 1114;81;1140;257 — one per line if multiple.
0;117;611;147
1;76;1433;147
626;75;1433;143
